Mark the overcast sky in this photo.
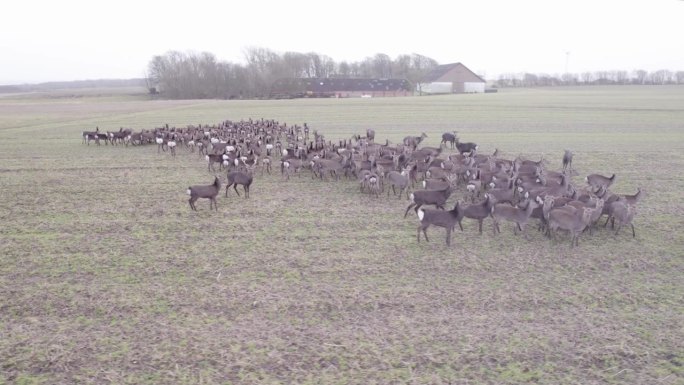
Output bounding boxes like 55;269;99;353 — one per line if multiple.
1;0;682;85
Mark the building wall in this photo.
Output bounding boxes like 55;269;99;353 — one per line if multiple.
418;82;453;94
420;81;485;94
463;82;485;93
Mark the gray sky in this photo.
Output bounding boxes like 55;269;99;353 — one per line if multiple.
1;0;682;85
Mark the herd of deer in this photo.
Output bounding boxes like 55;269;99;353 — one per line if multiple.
83;121;640;248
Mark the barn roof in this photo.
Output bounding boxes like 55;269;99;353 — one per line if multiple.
420;63;486;83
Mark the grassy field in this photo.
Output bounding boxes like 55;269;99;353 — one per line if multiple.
0;86;682;384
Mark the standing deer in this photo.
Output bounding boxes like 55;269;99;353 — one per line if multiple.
417;202;463;246
187;177;221;211
225;166;255;198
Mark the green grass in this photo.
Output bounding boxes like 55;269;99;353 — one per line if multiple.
0;86;683;384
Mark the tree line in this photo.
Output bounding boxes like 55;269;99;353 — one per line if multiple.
146;48;684;99
146;48;439;99
495;69;684;88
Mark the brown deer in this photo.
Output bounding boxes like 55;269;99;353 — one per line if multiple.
547;207;595;248
225;166;255;198
491;199;539;239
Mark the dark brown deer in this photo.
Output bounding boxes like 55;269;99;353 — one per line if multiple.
82;127;99;145
562;149;574;171
187;177;221;211
404;185;453;218
440;131;457;149
206;154;224;172
455;137;479;155
417;202;463;246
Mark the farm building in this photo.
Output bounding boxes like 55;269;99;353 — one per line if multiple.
417;62;486;94
270;78;413;99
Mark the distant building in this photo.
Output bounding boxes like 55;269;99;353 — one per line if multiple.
270;78;413;99
418;63;486;94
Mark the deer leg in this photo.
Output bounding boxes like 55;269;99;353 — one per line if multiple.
631;224;635;238
404;203;416;218
233;184;240;196
521;224;530;240
244;185;249;198
446;227;451;246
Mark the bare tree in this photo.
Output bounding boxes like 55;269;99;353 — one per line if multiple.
676;71;684;85
634;69;648;85
615;70;629;85
372;53;392;78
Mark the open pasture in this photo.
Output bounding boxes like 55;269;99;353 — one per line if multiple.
1;86;683;384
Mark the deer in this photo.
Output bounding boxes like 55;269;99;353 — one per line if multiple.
167;138;177;157
187;177;221;211
403;132;427;150
311;157;345;181
82;127;100;145
487;179;520;206
586;173;616;193
261;156;272;175
83;132;100;145
610;201;637;238
282;158;305;180
491;199;540;239
604;188;642;228
417;202;464;246
206;154;224;172
156;135;166;153
440;131;457;149
366;128;376;142
404;185;453;218
547;207;595;248
225;165;255;198
562;149;574;171
367;173;382;198
455;138;479;155
459;194;495;234
385;167;412;199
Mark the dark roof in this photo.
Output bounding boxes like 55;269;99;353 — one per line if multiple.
420;63;486;83
271;78;411;94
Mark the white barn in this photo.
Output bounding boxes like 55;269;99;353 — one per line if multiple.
418;62;486;94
